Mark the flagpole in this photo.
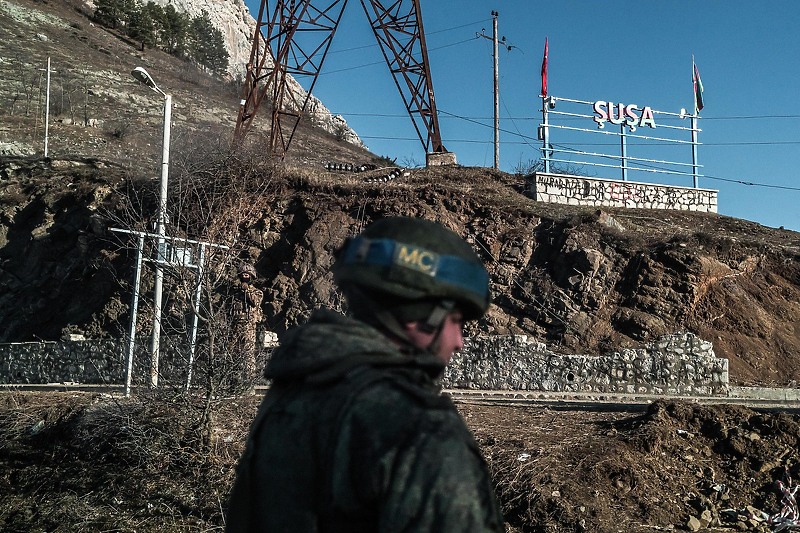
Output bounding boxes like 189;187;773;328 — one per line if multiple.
691;56;699;188
691;115;699;188
540;38;550;173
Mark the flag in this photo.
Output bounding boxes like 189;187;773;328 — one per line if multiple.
540;37;548;97
693;61;704;113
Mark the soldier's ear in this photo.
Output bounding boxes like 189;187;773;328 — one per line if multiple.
333;237;353;261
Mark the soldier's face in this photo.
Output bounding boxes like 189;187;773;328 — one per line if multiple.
404;311;465;364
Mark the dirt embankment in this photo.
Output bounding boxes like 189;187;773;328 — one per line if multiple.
1;159;799;387
2;0;799;386
3;391;800;532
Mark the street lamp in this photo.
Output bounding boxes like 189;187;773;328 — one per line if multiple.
131;66;172;388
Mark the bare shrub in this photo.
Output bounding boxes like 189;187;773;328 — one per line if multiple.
0;390;258;530
104;132;276;445
108;120;131;140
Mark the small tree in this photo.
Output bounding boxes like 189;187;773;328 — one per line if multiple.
127;2;161;50
107;134;277;444
187;11;229;76
159;5;189;56
93;0;124;29
93;0;136;29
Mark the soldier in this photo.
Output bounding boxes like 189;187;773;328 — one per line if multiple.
229;262;263;383
226;217;504;532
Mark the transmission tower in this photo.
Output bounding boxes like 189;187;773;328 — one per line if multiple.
234;0;448;160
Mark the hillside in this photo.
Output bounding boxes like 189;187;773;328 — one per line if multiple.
0;0;371;166
3;1;799;388
3;1;800;532
3;156;800;386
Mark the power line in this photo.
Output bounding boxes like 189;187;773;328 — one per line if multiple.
359;135;800;192
336;109;800;133
319;37;479;75
436;110;800;148
327;18;488;55
542;141;800;192
705;114;800;120
702;174;800;191
359;124;800;149
429;18;490;36
438;113;800;122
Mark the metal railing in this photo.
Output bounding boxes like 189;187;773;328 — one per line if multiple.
539;95;703;187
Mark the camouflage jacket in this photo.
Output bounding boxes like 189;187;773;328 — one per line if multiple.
229;280;263;319
226;309;504;532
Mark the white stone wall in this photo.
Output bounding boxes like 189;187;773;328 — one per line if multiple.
1;333;728;396
443;332;728;396
531;173;718;213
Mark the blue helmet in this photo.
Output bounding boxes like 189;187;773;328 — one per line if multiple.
333;217;490;321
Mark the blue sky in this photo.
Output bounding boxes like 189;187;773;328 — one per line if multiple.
243;1;800;232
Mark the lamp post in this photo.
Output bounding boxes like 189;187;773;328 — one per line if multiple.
131;66;171;388
39;57;54;157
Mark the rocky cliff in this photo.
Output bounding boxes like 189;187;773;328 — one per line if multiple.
135;0;365;146
1;157;798;388
1;0;799;389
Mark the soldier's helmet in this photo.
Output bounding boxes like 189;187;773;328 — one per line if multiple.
238;262;257;278
333;216;490;322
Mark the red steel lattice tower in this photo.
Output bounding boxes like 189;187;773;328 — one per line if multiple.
234;0;446;157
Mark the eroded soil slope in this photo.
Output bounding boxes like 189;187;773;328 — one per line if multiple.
2;392;800;532
2;159;799;386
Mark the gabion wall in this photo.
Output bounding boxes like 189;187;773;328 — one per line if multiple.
0;340;190;386
1;332;728;396
444;332;728;396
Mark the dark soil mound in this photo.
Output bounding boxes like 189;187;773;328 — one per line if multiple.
3;392;800;532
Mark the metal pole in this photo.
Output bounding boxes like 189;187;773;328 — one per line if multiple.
620;123;627;182
492;12;499;170
44;57;51;157
125;234;145;397
691;115;699;188
542;97;550;173
186;243;206;391
150;93;172;388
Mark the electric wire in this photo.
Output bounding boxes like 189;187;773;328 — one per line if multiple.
327;18;488;55
294;22;800;195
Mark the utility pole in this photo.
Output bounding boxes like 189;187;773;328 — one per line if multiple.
478;11;502;169
492;11;499;170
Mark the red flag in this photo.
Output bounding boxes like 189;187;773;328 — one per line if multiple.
540;37;548;97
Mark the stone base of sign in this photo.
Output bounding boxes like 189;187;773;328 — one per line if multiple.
426;151;457;167
529;172;718;213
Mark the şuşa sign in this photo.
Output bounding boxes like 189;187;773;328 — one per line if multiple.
592;101;656;132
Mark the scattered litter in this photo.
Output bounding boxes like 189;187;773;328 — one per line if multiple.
323;162;409;183
517;453;531;462
711;483;726;493
725;470;800;531
768;470;800;531
323;161;377;173
362;167;409;183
